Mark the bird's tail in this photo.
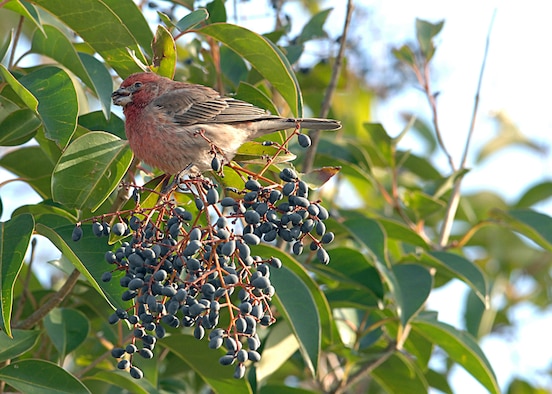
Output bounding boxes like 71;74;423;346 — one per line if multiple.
296;118;342;131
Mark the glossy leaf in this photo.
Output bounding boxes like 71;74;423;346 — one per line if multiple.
0;359;91;394
422;251;488;305
151;25;176;78
515;181;552;208
18;66;78;149
35;216;130;311
0;65;39;110
256;322;299;382
31;0;150;77
298;8;332;43
160;334;252;394
0;146;55;199
378;218;428;248
415;18;444;61
78;111;125;140
253;246;318;374
0;214;34;338
343;215;388;266
30;25;112;118
0;329;40;363
411;318;499;394
175;8;209;31
198;23;302;116
0;108;41;146
373;352;428;393
392;264;433;327
52;131;133;211
4;1;44;34
236;82;279;116
234;141;296;164
490;208;552;251
82;370;155;394
261;385;318;394
403;190;446;219
44;307;89;359
0;29;12;63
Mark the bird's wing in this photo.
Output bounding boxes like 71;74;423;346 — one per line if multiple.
152;85;273;126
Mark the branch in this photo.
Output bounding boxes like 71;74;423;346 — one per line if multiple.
331;343;396;394
15;269;81;330
302;0;354;174
437;10;496;248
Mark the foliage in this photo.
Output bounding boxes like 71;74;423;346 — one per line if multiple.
0;1;550;393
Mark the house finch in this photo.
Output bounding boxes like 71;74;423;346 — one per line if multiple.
112;72;341;175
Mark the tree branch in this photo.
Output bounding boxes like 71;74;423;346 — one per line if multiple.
302;0;354;174
438;10;496;248
15;269;81;330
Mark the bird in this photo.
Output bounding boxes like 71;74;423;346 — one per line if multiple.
112;72;341;175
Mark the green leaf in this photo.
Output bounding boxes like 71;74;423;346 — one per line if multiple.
313;247;384;299
175;8;209;31
151;25;176;79
392;264;433;326
52;131;133;211
490;208;552;252
0;146;55;199
82;370;156;394
235;82;279;116
343;215;388;266
44;307;89;359
415;18;444;61
256;322;299;382
234;141;296;164
378;218;428;248
78;111;125;140
301;166;341;190
12;200;78;223
298;8;332;43
515;181;552;208
31;0;151;77
0;214;34;338
403;190;446;220
422;251;488;305
0;329;41;363
411;318;499;394
392;44;416;66
30;24;112;118
79;53;114;119
35;217;130;311
0;108;41;146
4;1;44;34
18;66;78;149
205;0;226;23
373;352;428;393
198;23;302;116
0;359;91;394
0;65;39;110
0;29;12;63
252;245;328;374
261;385;318;394
160;334;252;394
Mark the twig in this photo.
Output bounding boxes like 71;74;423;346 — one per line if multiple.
8;16;24;69
302;0;353;174
15;269;81;329
437;10;495;248
331;343;396;394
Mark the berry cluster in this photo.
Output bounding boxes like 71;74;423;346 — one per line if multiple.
72;164;333;380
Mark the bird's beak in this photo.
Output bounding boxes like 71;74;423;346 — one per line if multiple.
112;87;132;106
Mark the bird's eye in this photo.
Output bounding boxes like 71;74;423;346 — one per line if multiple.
133;82;143;89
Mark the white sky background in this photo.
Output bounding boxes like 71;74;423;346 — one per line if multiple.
1;0;551;392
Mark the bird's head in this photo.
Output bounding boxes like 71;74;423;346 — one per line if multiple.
112;72;163;107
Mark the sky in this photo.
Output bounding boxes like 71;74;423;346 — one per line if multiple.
1;0;551;392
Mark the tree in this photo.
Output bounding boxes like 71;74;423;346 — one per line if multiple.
0;1;549;393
